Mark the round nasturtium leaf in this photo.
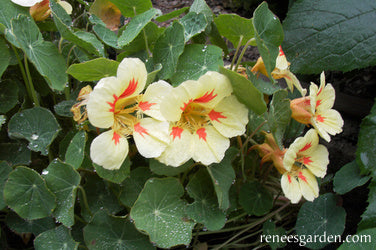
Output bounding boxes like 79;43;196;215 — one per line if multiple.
239;181;273;216
84;210;155;250
149;158;192;176
8;107;61;156
4;166;56;220
0;161;12;210
338;227;376;250
65;130;87;169
333;160;370;195
0;79;19;113
34;225;79;250
130;178;195;248
295;193;346;249
93;157;131;184
5;212;55;236
262;220;287;250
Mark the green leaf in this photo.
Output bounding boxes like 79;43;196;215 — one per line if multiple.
0;79;18;113
358;181;376;230
8;107;61;156
0;37;10;78
247;68;281;95
252;2;283;81
93;157;131;184
179;12;207;42
43;160;81;227
5;212;55;235
0;162;12;210
149;158;192;176
190;0;214;27
208;22;229;55
89;14;119;49
79;174;122;222
4;166;56;220
295;193;346;249
239;181;273;216
9;15;68;91
206;147;237;210
170;44;223;86
333;161;371;195
108;0;152;17
119;167;154;207
146;63;162;86
0;115;5;129
130;178;195;248
34;225;79;250
338;227;376;250
65;130;87;169
214;14;255;47
54;100;75;117
268;90;291;149
84;210;155;249
262;220;287;250
186;168;226;231
283;0;376;74
0;0;29;40
153;21;185;80
155;7;189;22
50;1;104;57
118;8;160;47
219;66;267;115
357;100;376;177
67;58;119;82
0;143;31;167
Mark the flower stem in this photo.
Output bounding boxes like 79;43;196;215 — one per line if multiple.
77;185;93;217
234;38;255;72
230;36;243;70
24;56;40;107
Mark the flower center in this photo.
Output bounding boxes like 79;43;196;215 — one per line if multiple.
179;102;211;132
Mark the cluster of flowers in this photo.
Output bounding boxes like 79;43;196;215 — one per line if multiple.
251;48;344;203
72;58;249;169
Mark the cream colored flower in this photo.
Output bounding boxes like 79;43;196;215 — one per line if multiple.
86;58;170;170
158;71;248;167
251;46;307;97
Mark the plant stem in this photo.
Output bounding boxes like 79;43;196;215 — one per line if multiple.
77;185;93;217
234;38;255;72
24;56;40;106
11;45;33;104
225;212;248;224
230;36;243;70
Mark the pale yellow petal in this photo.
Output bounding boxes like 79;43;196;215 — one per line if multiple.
133;118;170;158
116;58;147;97
210;95;248;138
316;83;335;111
275;52;289;70
304;145;329;178
157;127;194;167
58;1;72;14
298;169;319;202
312;109;343;142
281;173;302;204
141;80;173;121
283;71;307;97
192;126;230;165
11;0;43;7
90;130;129;170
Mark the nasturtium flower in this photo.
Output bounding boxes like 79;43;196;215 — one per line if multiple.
158;71;248;167
251;46;307;97
281;129;329;203
12;0;72;21
290;72;344;142
86;58;170;170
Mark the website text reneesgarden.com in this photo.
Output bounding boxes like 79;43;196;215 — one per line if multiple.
260;232;372;247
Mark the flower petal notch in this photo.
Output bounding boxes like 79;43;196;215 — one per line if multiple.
158;71;248;167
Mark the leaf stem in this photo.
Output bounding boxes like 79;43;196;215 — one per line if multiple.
24;56;40;107
11;45;33;104
230;36;243;70
77;185;93;217
234;38;255;72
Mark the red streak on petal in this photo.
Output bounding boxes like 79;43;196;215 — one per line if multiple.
279;46;285;56
316;114;325;122
304;99;311;106
196;128;207;141
170;126;184;140
112;131;120;145
287;174;292;183
138;101;156;111
301;156;313;165
316;99;322;107
107;94;118;113
134;123;149;137
299;143;312;152
208;109;227;122
180;99;193;111
298;171;308;183
317;87;323;96
194;90;217;103
120;78;138;98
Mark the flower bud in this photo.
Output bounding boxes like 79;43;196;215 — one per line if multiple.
290;96;312;124
29;0;51;21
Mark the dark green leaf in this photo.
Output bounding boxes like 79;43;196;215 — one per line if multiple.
295;193;346;249
89;14;119;49
0;0;29;42
65;130;87;169
338;227;376;250
4;166;56;220
84;210;155;249
171;44;223;86
146;63;162;86
94;157;131;184
8;107;61;156
179;12;207;42
153;22;185;79
130;178;195;248
262;220;287;250
108;0;152;17
0;37;10;78
253;2;283;81
34;225;79;250
247;68;281;95
149;158;192;176
155;7;189;22
239;181;273;216
67;58;119;82
118;8;160;47
0;161;12;210
43;160;81;227
186;168;226;231
54;100;75;117
0;79;18;113
190;0;213;27
219;66;267;115
358;181;376;230
0;143;31;167
206;147;237;210
283;0;376;73
5;212;55;235
333;161;370;195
